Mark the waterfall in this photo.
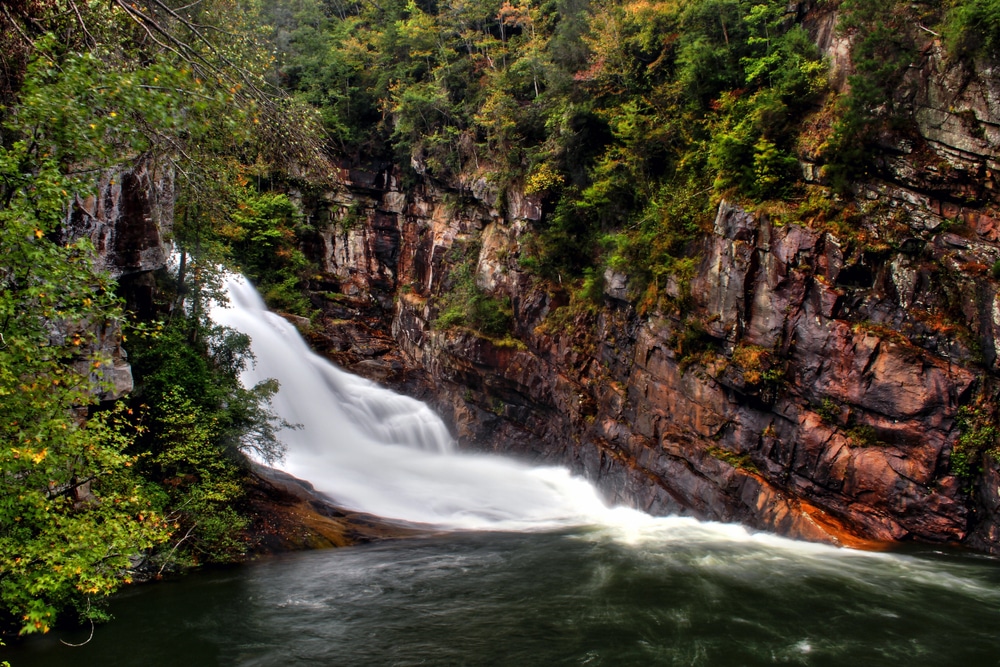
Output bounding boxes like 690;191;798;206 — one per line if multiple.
210;275;637;531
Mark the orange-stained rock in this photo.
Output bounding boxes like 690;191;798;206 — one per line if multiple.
300;159;1000;555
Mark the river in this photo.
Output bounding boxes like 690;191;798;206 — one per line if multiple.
12;524;1000;666
10;274;1000;666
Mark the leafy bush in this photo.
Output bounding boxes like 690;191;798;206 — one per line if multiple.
952;404;1000;480
944;0;1000;62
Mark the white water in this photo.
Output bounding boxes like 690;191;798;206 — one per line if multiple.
210;274;649;531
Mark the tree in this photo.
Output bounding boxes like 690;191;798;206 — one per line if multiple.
0;141;170;635
0;0;304;635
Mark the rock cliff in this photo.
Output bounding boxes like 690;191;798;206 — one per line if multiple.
298;27;1000;552
61;159;175;400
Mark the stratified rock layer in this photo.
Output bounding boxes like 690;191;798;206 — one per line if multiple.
300;40;1000;551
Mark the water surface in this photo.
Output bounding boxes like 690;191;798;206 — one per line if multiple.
12;523;1000;666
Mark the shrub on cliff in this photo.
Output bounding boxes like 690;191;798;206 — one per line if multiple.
944;0;1000;63
433;248;513;338
952;404;1000;481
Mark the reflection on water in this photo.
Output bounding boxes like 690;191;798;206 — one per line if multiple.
11;526;1000;666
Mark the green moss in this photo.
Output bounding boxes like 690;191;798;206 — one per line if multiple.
952;404;1000;480
706;445;759;474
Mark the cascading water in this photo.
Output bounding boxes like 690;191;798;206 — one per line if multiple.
14;274;1000;667
210;274;638;531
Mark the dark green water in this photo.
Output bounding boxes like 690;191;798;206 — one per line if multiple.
9;520;1000;666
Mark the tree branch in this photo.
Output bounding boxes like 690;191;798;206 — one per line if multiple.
157;523;197;576
67;0;97;48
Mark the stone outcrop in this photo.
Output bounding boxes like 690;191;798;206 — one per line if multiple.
301;124;1000;553
245;466;426;552
66;161;174;279
60;159;175;400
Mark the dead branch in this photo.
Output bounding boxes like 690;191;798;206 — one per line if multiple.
157;523;197;577
67;0;97;48
59;599;96;647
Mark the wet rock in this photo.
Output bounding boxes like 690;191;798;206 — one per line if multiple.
245;465;425;553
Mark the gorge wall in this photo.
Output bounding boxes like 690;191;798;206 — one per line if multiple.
296;31;1000;553
63;7;1000;555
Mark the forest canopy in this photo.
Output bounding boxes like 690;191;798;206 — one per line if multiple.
265;0;989;299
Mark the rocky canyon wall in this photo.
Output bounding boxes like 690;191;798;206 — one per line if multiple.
298;32;1000;553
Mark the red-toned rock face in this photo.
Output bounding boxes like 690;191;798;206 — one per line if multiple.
298;149;1000;553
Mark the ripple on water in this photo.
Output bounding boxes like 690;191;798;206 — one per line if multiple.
7;530;1000;667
